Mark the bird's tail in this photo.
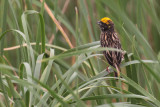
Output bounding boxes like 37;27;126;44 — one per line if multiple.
114;64;120;77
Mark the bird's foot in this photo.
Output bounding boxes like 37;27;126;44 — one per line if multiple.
106;67;110;73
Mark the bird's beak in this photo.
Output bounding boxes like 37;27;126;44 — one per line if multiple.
97;21;101;25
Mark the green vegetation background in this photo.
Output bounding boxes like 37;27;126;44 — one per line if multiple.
0;0;160;107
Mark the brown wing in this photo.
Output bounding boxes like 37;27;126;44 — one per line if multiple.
111;33;123;66
100;32;123;67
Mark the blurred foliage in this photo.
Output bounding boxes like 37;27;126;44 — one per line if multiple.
0;0;160;107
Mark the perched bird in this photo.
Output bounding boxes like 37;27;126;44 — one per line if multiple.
97;17;123;77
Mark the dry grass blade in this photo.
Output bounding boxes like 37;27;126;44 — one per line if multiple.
40;0;74;48
3;43;67;51
62;0;70;14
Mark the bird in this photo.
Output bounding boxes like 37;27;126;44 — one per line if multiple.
97;17;123;77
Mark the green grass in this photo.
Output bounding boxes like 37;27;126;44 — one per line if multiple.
0;0;160;107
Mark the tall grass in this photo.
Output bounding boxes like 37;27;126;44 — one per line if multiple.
0;0;160;107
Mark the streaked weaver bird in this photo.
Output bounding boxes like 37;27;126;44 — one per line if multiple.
97;17;123;77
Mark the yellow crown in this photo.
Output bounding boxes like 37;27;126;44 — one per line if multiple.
100;17;112;24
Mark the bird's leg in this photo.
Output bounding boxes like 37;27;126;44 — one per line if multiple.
114;64;120;77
